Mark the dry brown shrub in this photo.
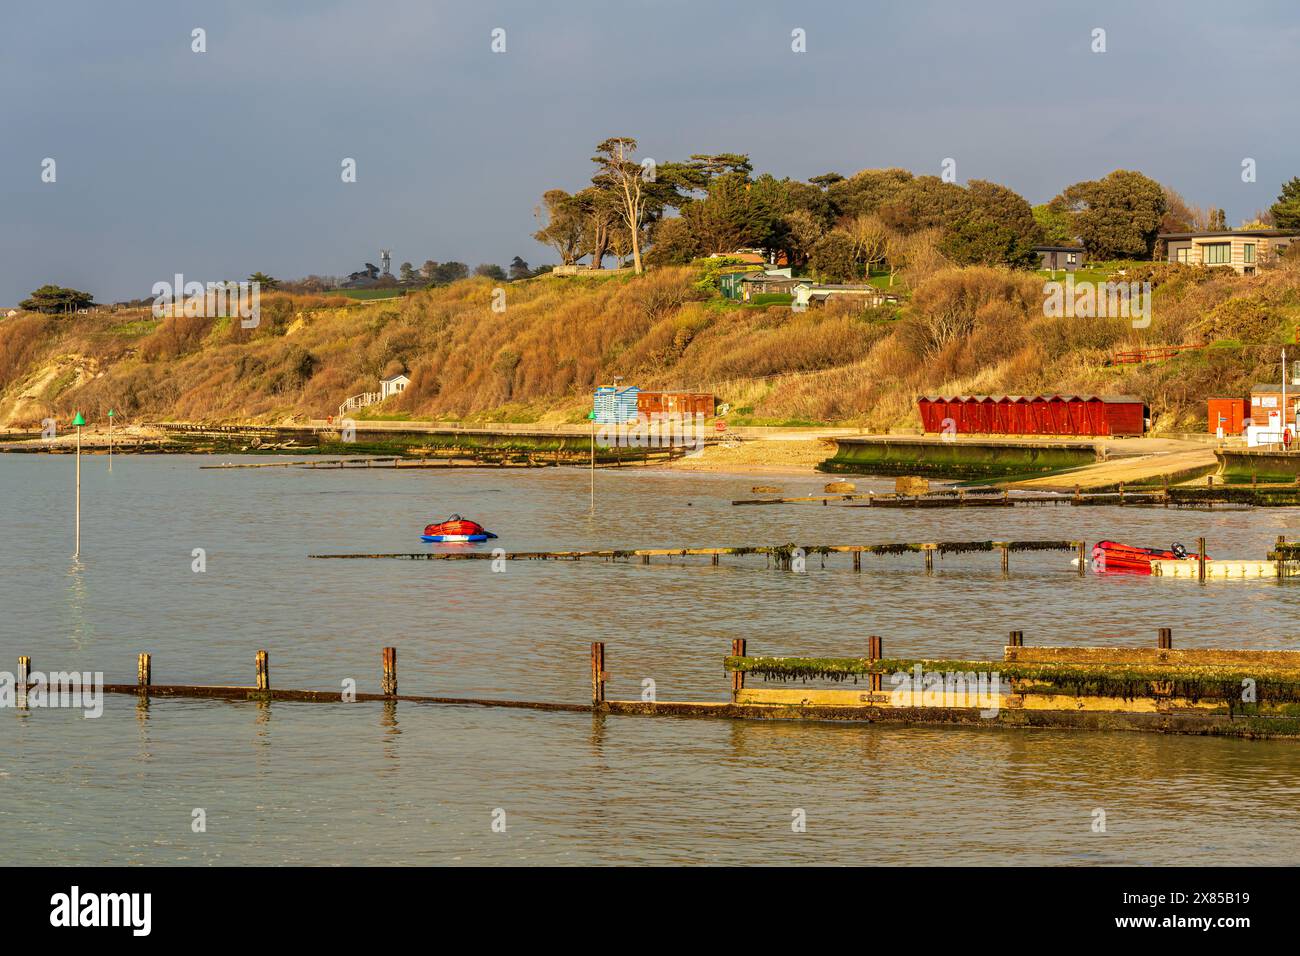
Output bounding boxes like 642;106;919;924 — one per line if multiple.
140;315;212;361
0;315;52;389
897;267;1038;360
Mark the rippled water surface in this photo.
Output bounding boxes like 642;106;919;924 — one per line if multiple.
3;454;1300;864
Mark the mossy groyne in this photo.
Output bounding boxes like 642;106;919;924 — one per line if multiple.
819;436;1097;480
1217;449;1300;484
141;422;699;462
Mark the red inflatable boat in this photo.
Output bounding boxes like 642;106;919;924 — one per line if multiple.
421;515;498;543
1084;540;1203;574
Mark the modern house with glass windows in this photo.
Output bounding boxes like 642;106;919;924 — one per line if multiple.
1159;229;1300;274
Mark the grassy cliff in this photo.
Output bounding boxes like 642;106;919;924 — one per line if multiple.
3;262;1300;431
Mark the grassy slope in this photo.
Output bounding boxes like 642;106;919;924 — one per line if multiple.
3;263;1300;431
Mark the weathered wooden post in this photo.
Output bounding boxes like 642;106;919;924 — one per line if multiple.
255;650;270;691
1278;535;1286;582
1118;481;1125;505
1158;628;1173;650
1077;541;1087;576
711;552;719;566
590;642;606;706
868;635;882;693
1009;630;1024;647
137;652;151;688
1073;484;1081;503
853;550;861;572
18;655;30;690
381;647;397;696
925;549;934;573
731;638;746;698
1000;545;1010;574
1198;537;1207;584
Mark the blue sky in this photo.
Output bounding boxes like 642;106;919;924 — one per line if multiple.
4;0;1300;305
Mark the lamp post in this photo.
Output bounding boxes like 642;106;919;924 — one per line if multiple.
72;412;85;558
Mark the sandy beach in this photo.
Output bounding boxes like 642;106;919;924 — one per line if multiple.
655;437;833;476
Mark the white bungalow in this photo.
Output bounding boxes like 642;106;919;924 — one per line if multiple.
379;373;410;399
791;282;897;309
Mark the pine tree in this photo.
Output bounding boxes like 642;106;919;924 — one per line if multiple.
1270;178;1300;229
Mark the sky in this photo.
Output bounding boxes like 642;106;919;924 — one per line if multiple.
4;0;1300;305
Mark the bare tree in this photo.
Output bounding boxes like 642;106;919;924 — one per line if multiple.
896;227;947;286
592;137;650;274
577;187;620;270
845;214;890;278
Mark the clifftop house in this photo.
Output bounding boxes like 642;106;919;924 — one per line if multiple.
1159;229;1300;275
1034;245;1085;272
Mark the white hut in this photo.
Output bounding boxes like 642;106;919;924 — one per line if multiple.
379;373;410;399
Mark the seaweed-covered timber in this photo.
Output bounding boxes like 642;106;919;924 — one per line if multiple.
702;632;1300;737
308;538;1087;573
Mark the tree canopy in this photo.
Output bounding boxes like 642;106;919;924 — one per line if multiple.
19;284;95;313
536;144;1196;278
1049;170;1167;259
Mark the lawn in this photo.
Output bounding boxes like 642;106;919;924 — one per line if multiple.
1036;260;1153;285
743;293;794;307
329;287;409;300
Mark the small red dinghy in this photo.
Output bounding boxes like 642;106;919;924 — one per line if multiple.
1084;540;1203;575
421;515;497;543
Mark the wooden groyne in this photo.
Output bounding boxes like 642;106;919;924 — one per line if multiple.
648;630;1300;737
13;649;586;713
732;487;1000;506
197;454;657;470
733;483;1300;508
152;421;713;462
21;630;1300;738
309;538;1089;573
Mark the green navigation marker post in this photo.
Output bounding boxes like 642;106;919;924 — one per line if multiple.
107;409;115;470
72;412;86;558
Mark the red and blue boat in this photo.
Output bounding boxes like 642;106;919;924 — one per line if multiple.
421;515;497;543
